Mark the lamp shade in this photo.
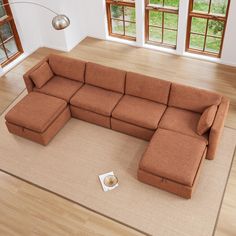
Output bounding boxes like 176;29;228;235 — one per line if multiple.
52;14;70;30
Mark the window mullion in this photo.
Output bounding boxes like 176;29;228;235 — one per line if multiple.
203;19;209;52
161;12;164;43
123;6;125;36
208;0;213;14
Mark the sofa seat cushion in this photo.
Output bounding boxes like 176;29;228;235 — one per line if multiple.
5;92;67;133
159;107;208;144
139;129;207;187
112;95;166;130
70;84;123;116
34;76;83;102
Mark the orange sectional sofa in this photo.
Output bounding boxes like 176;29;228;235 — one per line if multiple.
5;54;229;198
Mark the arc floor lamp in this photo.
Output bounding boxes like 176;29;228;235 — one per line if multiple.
0;1;70;30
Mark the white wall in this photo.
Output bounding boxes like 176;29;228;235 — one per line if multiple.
36;0;68;51
61;0;88;51
86;0;107;40
221;0;236;66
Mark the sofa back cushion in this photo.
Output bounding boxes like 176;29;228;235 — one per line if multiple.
169;83;222;113
126;72;171;104
85;62;126;93
30;62;53;89
197;105;218;135
49;54;86;82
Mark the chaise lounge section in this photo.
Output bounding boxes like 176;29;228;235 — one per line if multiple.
5;54;229;198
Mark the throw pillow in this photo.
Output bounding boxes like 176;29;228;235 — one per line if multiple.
197;105;218;135
30;62;53;88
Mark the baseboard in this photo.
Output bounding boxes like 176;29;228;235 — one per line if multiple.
219;60;236;67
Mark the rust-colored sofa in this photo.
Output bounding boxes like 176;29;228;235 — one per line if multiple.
5;54;229;199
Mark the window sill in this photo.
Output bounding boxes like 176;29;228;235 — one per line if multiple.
183;52;221;64
143;43;177;55
0;53;29;77
106;36;138;47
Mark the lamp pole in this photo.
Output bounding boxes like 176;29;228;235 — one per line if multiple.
0;1;70;30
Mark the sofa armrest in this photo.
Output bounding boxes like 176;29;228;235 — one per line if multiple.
23;56;49;93
206;97;229;160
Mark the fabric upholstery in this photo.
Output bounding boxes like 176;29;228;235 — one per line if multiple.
70;106;110;128
169;83;222;113
126;72;171;104
49;54;86;82
112;95;166;130
138;157;206;199
207;97;229;160
30;62;54;88
5;92;67;133
6;107;71;145
138;169;194;199
70;84;123;116
197;105;218;135
111;118;155;141
139;128;206;187
34;76;83;102
23;56;49;92
159;107;208;144
85;62;126;93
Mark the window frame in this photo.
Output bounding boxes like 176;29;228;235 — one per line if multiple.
145;0;179;49
0;0;23;67
106;0;136;41
186;0;231;58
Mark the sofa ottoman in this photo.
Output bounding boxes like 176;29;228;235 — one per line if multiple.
138;128;207;198
5;92;70;145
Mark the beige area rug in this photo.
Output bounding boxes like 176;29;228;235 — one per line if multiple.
0;91;235;236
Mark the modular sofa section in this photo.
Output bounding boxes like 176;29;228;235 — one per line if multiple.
23;54;86;102
167;83;228;159
111;72;170;140
69;63;126;128
34;76;83;102
138;129;207;198
6;108;70;145
5;92;71;145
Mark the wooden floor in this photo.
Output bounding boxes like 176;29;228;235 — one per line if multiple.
0;37;235;236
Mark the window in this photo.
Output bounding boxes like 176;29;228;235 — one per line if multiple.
106;0;136;41
0;0;23;67
186;0;230;57
145;0;180;48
